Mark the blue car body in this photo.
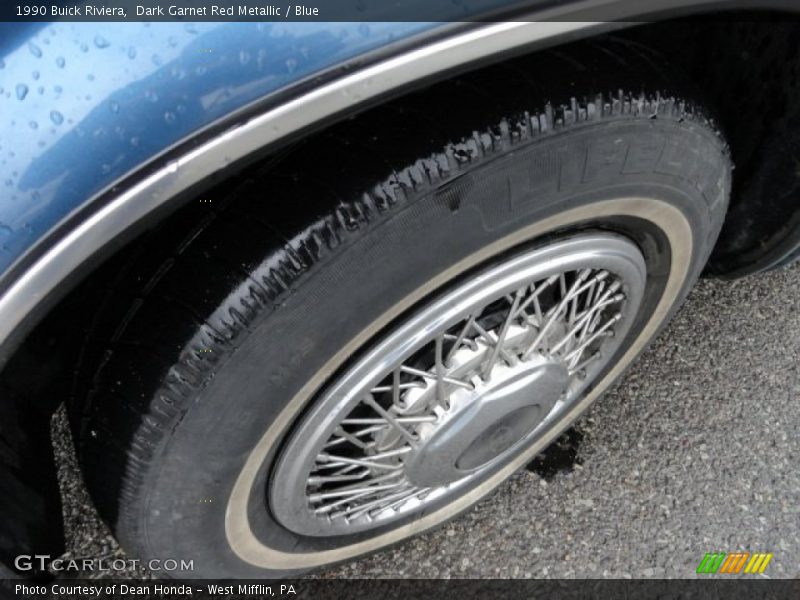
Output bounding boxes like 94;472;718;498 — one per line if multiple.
0;21;435;272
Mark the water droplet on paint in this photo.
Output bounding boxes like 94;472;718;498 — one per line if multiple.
16;84;28;100
127;46;137;59
94;35;110;49
28;42;42;58
50;110;64;125
56;56;65;68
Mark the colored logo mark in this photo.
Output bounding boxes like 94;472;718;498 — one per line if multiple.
696;552;773;574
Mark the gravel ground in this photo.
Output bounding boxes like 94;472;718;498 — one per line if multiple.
52;261;800;579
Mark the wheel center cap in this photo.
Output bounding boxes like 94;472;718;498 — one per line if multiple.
404;356;568;487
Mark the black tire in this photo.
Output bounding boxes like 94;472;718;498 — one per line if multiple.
72;38;730;578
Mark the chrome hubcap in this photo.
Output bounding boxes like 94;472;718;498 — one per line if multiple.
270;233;646;537
403;353;568;487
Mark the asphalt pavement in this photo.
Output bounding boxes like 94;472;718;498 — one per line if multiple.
52;261;800;578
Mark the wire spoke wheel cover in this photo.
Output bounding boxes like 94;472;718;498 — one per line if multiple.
270;233;646;537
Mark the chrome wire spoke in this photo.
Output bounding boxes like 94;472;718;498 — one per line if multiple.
362;395;419;444
445;315;477;364
398;365;473;390
483;288;524;379
335;485;420;520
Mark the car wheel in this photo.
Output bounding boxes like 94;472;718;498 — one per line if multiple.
73;40;730;578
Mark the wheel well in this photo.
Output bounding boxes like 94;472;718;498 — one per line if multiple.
620;16;800;275
1;12;798;571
